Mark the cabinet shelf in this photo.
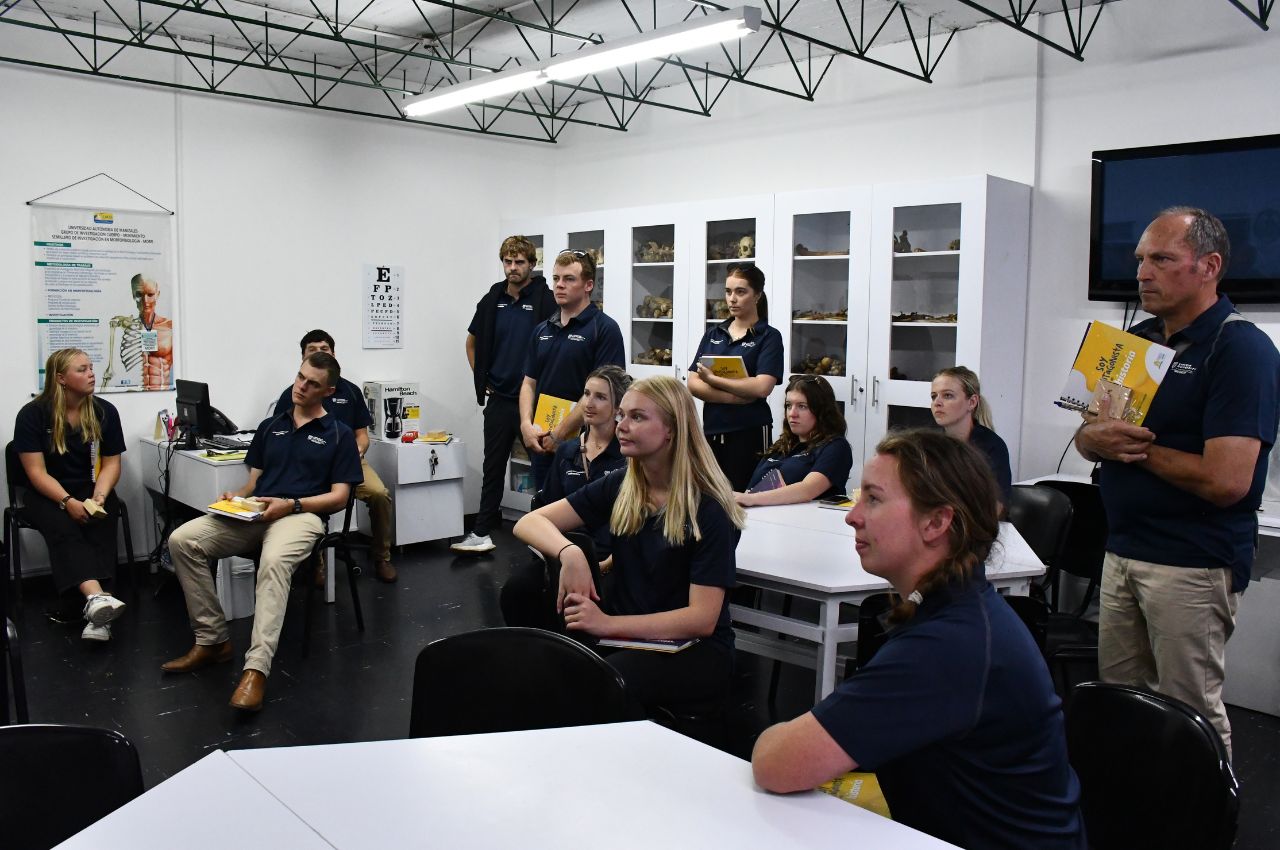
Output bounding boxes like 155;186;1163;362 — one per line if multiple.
891;321;958;328
894;250;959;259
707;257;754;264
510;457;531;467
793;319;848;325
793;254;849;261
633;261;675;268
634;317;674;323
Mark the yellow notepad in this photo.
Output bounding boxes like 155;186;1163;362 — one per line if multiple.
207;497;266;521
533;393;574;434
700;355;748;380
1056;321;1175;425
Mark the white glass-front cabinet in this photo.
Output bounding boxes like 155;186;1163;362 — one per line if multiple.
772;187;872;487
866;176;1031;472
616;212;686;380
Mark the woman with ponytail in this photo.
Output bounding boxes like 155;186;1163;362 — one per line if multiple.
515;375;745;715
14;348;128;642
687;263;784;491
752;430;1084;850
930;365;1011;511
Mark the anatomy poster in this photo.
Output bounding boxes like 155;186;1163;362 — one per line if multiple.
31;205;176;392
363;263;404;349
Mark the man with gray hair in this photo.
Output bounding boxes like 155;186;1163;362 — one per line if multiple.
1074;206;1280;757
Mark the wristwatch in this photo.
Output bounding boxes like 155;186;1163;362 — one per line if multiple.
59;495;73;511
292;498;303;515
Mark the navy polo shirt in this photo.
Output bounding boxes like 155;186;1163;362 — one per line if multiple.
540;436;627;557
567;471;740;651
1100;295;1280;591
689;319;784;435
524;303;625;404
968;423;1012;508
747;436;853;499
813;577;1085;849
14;398;126;488
275;377;373;433
245;409;364;501
468;288;543;399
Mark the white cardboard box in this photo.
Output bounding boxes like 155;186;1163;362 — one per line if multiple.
362;381;421;441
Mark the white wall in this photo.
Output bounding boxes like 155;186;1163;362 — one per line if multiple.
0;58;552;571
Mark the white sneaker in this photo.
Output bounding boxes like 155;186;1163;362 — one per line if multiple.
82;622;111;642
83;593;126;626
451;533;495;553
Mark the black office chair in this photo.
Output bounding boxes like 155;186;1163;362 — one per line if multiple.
0;723;144;850
1006;484;1073;605
1002;594;1098;701
4;441;138;612
409;626;630;738
1066;682;1240;850
223;493;365;656
1034;480;1107;616
2;544;28;724
854;592;896;670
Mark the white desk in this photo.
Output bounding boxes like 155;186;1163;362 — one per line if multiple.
54;751;330;849
733;504;1045;701
139;437;338;606
226;722;955;850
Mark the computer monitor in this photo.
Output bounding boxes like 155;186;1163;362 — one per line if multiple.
175;379;214;449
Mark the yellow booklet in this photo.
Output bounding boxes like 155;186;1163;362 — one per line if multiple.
819;771;891;819
207;497;266;521
1056;321;1175;425
699;355;748;379
533;393;574;434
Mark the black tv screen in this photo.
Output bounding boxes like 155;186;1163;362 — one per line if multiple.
1089;134;1280;303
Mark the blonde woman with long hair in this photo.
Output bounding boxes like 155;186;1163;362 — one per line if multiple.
14;348;128;641
515;375;746;714
930;365;1011;511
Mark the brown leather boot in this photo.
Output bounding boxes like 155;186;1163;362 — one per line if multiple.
160;641;232;673
229;669;267;712
375;559;397;583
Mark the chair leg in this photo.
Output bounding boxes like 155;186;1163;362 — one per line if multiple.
6;618;29;724
6;513;24;613
343;547;365;632
302;551;319;658
117;503;139;603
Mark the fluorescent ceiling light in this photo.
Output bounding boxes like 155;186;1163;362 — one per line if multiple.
545;7;761;81
402;70;546;117
401;7;761;118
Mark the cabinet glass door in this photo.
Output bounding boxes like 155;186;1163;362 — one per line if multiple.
629;222;677;374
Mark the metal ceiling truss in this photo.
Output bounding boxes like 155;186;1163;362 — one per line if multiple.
0;0;1268;141
1225;0;1273;30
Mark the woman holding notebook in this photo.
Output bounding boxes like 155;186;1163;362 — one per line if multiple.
13;348;128;642
687;263;784;491
736;375;853;506
514;376;745;716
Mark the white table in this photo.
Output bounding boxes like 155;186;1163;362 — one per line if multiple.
54;751;331;849
139;437;338;606
227;722;956;849
733;503;1045;701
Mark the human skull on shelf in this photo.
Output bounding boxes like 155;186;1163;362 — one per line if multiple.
738;235;755;259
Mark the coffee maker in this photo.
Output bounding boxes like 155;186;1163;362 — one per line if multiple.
383;397;403;439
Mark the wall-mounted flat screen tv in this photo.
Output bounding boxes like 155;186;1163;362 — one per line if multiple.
1089;134;1280;303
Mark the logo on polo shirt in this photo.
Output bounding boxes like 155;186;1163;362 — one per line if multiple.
539;334;554;342
332;398;348;404
568;333;587;342
1171;362;1197;376
740;340;756;348
566;469;586;477
522;304;533;311
272;430;289;436
307;435;327;445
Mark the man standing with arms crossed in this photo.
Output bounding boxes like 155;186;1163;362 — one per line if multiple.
1075;207;1280;757
276;330;396;583
454;237;556;553
519;250;625;492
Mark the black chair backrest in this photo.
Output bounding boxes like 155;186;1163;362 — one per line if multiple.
1035;480;1108;582
1003;593;1050;650
5;441;31;507
409;626;630;738
1065;682;1240;850
1007;484;1073;568
854;592;895;670
0;723;144;850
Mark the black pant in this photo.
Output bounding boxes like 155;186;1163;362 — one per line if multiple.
22;483;120;594
500;560;732;715
708;426;772;492
475;394;521;536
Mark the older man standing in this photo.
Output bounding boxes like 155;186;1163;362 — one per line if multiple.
1075;207;1280;756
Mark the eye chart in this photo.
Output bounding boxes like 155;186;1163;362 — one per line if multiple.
363;263;404;349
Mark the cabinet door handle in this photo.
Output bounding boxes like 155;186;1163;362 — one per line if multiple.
871;376;880;408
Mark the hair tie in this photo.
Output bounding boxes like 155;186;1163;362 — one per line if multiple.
907;590;924;605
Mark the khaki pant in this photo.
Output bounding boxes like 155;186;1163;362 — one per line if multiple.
357;458;392;562
169;513;324;676
1098;552;1239;756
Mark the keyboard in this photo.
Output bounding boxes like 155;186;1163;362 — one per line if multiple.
201;434;252;450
